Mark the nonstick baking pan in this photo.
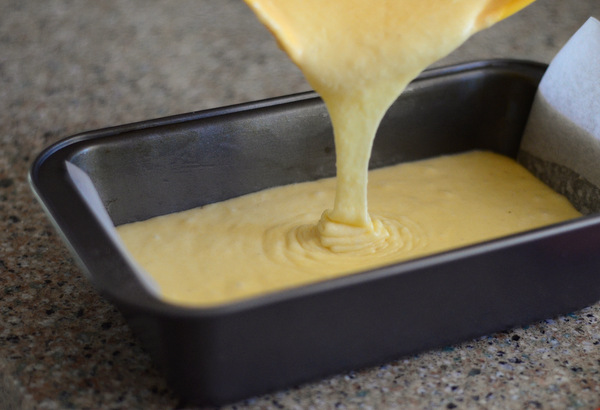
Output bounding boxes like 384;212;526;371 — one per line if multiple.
29;60;600;405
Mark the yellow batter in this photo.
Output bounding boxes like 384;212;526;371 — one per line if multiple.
115;0;566;306
117;151;580;306
243;0;536;251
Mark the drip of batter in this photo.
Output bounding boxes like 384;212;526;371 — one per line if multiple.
244;0;536;252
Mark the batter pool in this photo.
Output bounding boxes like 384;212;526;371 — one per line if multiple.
117;151;581;306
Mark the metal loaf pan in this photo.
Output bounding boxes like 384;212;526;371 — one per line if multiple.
29;60;600;405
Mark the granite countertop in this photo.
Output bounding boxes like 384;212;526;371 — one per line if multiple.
2;0;600;408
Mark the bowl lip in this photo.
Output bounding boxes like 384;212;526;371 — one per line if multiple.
31;58;596;317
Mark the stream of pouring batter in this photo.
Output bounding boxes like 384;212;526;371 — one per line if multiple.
244;0;536;251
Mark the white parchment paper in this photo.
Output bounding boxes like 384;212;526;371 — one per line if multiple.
519;17;600;213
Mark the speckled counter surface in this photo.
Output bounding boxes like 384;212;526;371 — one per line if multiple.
2;1;600;409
